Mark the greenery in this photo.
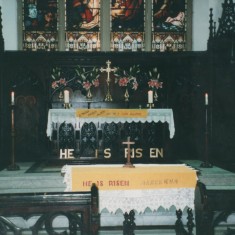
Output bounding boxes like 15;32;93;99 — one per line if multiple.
51;65;100;96
147;67;163;90
74;65;100;91
114;64;141;91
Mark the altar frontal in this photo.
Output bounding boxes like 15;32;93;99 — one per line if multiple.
64;164;196;191
63;164;198;212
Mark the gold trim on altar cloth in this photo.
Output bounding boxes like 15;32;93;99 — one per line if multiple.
76;109;148;118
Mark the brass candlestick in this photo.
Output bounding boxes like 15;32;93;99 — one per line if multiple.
63;103;72;109
200;104;213;168
7;104;20;171
147;103;154;109
104;79;112;102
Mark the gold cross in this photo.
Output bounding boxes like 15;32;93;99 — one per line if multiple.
122;136;135;168
100;60;116;82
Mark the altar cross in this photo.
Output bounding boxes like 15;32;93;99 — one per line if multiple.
122;136;135;168
100;60;116;82
100;60;117;101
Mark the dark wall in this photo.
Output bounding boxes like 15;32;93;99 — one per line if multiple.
0;51;209;164
209;39;235;168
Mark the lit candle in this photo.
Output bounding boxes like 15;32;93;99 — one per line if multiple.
64;90;69;103
11;91;15;105
205;93;208;105
148;90;153;104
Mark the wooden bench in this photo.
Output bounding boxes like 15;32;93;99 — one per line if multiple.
0;184;99;235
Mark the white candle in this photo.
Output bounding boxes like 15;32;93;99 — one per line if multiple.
64;90;69;103
205;93;208;105
11;91;15;105
148;90;153;104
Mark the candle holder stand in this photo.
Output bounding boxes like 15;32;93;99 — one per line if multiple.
200;105;213;168
147;103;154;109
104;80;113;102
7;104;20;171
63;103;72;109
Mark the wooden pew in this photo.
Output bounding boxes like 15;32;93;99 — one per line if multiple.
0;184;99;235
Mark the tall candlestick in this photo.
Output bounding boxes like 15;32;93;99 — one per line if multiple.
11;91;15;105
205;93;208;105
64;90;69;103
148;90;153;104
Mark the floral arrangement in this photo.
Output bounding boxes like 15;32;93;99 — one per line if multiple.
147;67;163;90
51;67;67;89
74;65;100;92
51;66;100;97
114;64;140;91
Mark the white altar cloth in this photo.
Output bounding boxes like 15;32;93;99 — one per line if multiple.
46;108;175;140
62;164;197;213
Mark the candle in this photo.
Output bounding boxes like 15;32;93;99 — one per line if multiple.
11;91;15;105
148;90;153;104
64;90;69;103
205;93;208;105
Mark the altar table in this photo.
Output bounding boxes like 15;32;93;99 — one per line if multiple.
63;164;197;213
46;108;175;140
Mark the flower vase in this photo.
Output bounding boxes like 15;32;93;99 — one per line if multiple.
124;88;129;102
154;90;158;101
86;88;93;101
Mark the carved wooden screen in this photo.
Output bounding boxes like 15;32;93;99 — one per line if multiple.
22;0;59;51
110;0;145;52
65;0;101;51
152;0;186;52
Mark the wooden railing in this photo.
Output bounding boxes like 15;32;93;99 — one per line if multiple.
0;184;99;235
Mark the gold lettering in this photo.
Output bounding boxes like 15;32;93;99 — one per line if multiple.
60;149;67;159
125;148;135;158
135;148;143;158
67;149;74;159
150;148;164;158
104;148;111;158
60;149;74;159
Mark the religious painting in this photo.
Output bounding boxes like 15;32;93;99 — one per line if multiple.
152;0;186;52
22;0;58;51
23;0;58;31
65;0;100;51
111;0;145;51
153;0;186;32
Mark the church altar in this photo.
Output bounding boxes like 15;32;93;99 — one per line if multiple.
62;164;197;213
46;108;175;159
47;108;175;139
